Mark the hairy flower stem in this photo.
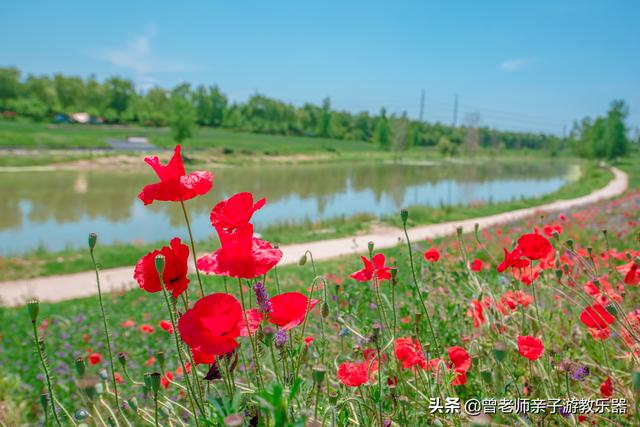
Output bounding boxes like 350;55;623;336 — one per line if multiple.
159;278;203;424
89;247;129;427
237;278;265;388
401;222;441;353
153;390;159;427
31;323;63;427
180;199;205;297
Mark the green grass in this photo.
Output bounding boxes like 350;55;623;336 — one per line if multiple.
0;120;378;154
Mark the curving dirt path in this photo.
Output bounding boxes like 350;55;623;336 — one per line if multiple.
0;168;628;307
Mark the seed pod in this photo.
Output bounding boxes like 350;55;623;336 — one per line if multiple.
75;357;86;376
312;365;326;384
154;255;165;276
27;299;39;323
75;409;89;421
150;372;161;393
39;393;49;411
400;209;409;224
156;350;165;370
299;253;307;266
88;232;97;250
368;241;375;255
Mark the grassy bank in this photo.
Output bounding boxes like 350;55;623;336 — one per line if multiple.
0;161;615;280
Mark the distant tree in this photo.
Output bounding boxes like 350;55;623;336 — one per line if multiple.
170;92;196;143
104;77;136;120
318;97;332;137
437;136;458;157
0;67;21;108
194;85;227;127
605;99;629;159
53;74;85;111
374;108;391;149
390;115;410;155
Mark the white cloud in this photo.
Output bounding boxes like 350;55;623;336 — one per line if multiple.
500;57;537;72
93;25;195;85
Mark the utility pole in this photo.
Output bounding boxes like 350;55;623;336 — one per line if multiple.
452;94;458;127
418;89;425;122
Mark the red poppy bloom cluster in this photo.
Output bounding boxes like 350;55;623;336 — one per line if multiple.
197;192;282;279
517;335;544;361
337;349;380;387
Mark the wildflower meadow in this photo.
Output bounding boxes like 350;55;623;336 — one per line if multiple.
3;145;640;426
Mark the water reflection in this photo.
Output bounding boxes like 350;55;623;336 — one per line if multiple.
0;161;572;255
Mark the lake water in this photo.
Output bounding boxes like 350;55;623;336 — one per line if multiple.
0;161;575;255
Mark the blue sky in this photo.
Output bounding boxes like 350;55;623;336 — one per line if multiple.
2;0;639;134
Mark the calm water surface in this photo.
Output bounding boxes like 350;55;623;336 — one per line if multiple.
0;161;575;255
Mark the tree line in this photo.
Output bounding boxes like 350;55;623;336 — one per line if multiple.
0;66;633;158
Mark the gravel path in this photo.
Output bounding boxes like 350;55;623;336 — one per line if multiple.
0;168;628;307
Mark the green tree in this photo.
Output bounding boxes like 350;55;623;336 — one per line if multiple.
170;93;196;143
53;74;85;111
605;99;629;159
0;67;21;108
194;85;227;127
374;108;391;149
318;97;332;137
104;77;136;120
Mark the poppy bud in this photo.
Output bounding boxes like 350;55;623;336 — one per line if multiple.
312;365;326;384
552;231;560;240
117;352;127;370
604;304;617;317
75;357;86;376
273;243;279;249
634;257;640;266
94;383;104;395
368;241;375;256
493;342;507;363
328;391;338;405
299;253;307;266
107;416;116;427
75;409;89;421
400;209;409;225
565;239;574;250
88;232;97;250
156;350;165;370
150;372;161;393
456;226;463;238
474;223;479;239
154;255;165;276
587;247;593;256
555;269;563;280
27;299;39;323
321;302;329;318
128;397;138;411
632;371;640;391
592;278;600;288
39;393;48;411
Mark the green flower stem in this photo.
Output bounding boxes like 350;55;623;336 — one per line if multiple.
236;278;265;388
90;246;130;427
401;221;441;354
180;199;205;297
31;322;62;427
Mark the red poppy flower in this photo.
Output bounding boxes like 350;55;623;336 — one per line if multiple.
516;233;552;260
447;346;471;386
579;303;615;330
161;371;173;389
239;308;263;337
159;320;174;334
337;351;379;387
178;293;243;356
138;145;213;205
114;372;124;384
210;192;266;233
121;320;135;328
88;353;102;365
268;292;319;330
337;362;370;387
517;335;544;361
543;224;562;237
467;300;485;328
497;247;530;273
191;347;216;365
600;377;613;398
394;337;427;369
617;261;639;286
197;224;282;279
144;356;156;366
140;324;155;334
470;259;483;272
424;248;440;262
134;238;190;298
350;253;392;282
304;336;315;346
